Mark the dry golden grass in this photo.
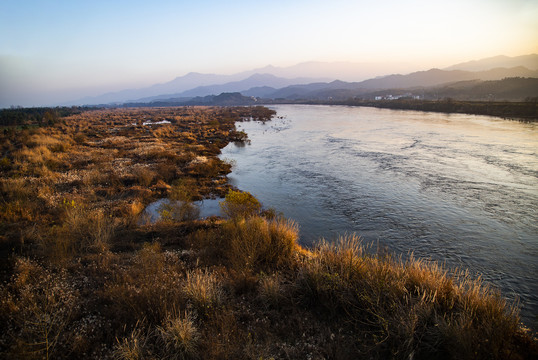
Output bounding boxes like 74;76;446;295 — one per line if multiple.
1;106;535;359
293;234;529;359
0;257;79;360
113;323;148;360
158;310;200;360
220;216;299;272
183;268;223;313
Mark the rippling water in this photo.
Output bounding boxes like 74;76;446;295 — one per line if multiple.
220;104;538;329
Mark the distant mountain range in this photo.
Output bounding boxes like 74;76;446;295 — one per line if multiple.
67;54;538;105
253;67;538;101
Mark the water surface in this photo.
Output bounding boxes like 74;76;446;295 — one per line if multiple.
220;105;538;328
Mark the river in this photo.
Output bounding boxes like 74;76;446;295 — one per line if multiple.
219;104;538;329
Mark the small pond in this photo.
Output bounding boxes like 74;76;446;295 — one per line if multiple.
140;198;222;224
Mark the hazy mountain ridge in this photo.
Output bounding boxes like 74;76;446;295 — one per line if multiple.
67;54;538;105
444;54;538;71
259;66;538;100
134;74;329;102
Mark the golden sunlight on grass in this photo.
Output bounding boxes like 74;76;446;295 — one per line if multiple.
0;106;535;359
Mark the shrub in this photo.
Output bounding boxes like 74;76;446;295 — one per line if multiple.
158;201;200;222
0;257;79;359
104;243;185;325
293;235;527;359
258;274;283;308
219;190;261;219
158;311;200;360
49;202;116;259
134;167;156;187
113;323;149;360
221;216;299;272
183;269;223;314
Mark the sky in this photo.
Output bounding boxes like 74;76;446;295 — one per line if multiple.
1;0;537;107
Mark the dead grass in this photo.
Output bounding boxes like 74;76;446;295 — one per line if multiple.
219;216;299;272
0;106;535;359
0;257;79;360
158;310;200;360
183;268;223;314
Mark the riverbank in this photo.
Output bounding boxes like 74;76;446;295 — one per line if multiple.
266;99;538;121
0;107;536;359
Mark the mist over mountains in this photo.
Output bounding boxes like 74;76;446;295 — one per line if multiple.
67;54;538;106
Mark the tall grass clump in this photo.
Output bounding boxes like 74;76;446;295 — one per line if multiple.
158;310;200;360
158;201;199;222
220;216;299;272
44;202;117;262
113;323;149;360
293;234;530;359
104;243;185;325
182;269;223;314
219;190;261;219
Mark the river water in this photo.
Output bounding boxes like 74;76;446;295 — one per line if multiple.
220;104;538;329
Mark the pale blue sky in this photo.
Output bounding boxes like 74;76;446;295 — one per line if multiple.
1;0;537;106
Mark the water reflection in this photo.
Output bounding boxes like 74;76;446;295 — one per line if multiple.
141;198;222;224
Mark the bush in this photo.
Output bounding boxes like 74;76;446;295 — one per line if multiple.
45;202;116;261
182;269;223;314
219;190;261;219
158;201;199;222
0;257;79;359
158;311;200;360
113;323;149;360
104;243;185;325
221;216;299;272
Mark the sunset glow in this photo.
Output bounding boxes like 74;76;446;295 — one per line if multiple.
1;0;537;106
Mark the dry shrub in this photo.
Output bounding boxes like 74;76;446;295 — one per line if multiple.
158;200;200;222
221;216;299;272
158;310;200;360
16;145;54;165
0;257;79;359
120;199;145;227
82;168;108;186
134;144;168;160
134;167;156;187
61;204;116;252
42;203;117;262
152;126;176;139
219;190;261;219
258;274;283;308
0;178;34;201
183;269;223;313
156;162;178;183
26;132;72;154
0;178;41;223
104;244;186;324
293;235;527;359
113;323;149;360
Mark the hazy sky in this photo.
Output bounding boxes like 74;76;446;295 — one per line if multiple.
1;0;537;107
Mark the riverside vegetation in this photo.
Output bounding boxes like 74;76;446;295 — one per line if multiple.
0;106;536;359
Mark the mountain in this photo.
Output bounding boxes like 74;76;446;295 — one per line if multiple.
66;72;245;105
248;61;418;82
241;86;278;98
140;74;327;101
260;67;538;100
66;54;538;106
346;66;538;90
128;92;257;107
445;54;538;72
426;77;538;101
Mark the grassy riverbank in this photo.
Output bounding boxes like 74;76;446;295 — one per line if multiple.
273;99;538;121
1;107;536;359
